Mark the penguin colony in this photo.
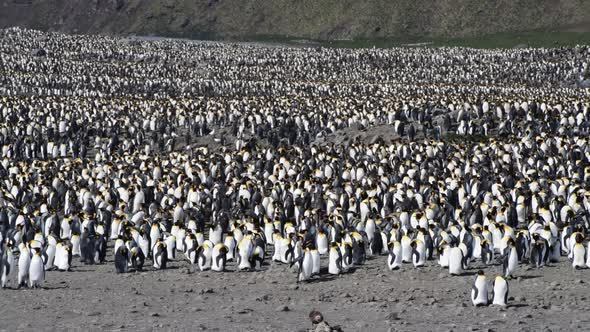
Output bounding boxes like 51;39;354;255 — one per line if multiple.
1;28;590;309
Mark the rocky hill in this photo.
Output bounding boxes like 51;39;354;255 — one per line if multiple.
1;0;590;41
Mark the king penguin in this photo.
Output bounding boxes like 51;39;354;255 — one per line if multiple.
491;276;509;306
28;248;45;288
471;270;489;306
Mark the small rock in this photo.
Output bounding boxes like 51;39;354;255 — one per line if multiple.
576;279;584;284
200;288;214;294
87;312;101;317
277;306;290;312
386;312;400;321
151;312;160;317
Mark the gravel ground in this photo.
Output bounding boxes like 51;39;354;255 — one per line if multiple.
1;248;588;331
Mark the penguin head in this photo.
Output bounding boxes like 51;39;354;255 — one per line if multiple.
477;270;485;277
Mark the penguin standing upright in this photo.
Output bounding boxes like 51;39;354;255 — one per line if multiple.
237;236;254;271
448;246;465;276
503;239;518;278
152;240;168;270
44;235;57;270
115;246;129;273
530;234;548;268
1;242;15;288
28;249;45;288
411;240;426;267
401;235;412;263
572;234;586;269
491;276;509;306
316;231;328;255
471;270;489;306
211;244;229;272
292;247;313;282
130;247;145;271
17;244;30;288
387;241;403;270
328;242;342;275
55;241;72;271
94;234;107;263
311;248;320;275
197;243;213;271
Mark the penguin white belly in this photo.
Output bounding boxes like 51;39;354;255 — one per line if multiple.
264;224;274;245
471;276;489;306
29;255;45;288
572;244;586;268
328;248;341;275
492;277;508;306
198;247;212;271
176;231;186;252
45;244;56;270
139;238;150;258
401;238;412;263
388;243;402;270
448;247;464;275
412;242;426;267
505;249;518;277
223;237;236;261
209;227;222;245
311;250;320;275
71;236;81;256
237;241;253;270
18;251;31;287
165;237;176;260
272;240;283;262
1;251;15;288
438;247;450;268
317;235;328;255
299;252;313;282
472;237;482;259
585;245;590;268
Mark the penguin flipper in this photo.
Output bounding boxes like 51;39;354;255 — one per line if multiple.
289;255;304;269
413;250;420;265
504;282;509;304
472;285;478;300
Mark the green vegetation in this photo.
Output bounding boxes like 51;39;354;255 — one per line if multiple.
240;31;590;49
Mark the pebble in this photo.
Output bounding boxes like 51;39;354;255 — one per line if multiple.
277;306;290;312
386;312;400;321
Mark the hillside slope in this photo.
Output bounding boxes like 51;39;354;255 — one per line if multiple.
1;0;590;41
